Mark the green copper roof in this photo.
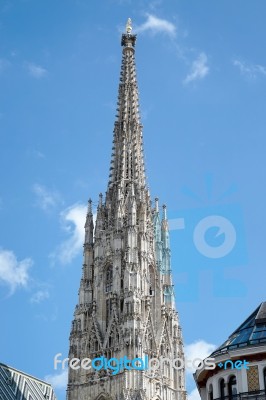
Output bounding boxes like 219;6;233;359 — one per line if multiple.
211;302;266;356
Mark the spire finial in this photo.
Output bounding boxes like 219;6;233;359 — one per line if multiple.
155;197;159;213
121;18;136;47
162;204;167;220
87;198;92;214
98;193;103;207
126;18;132;34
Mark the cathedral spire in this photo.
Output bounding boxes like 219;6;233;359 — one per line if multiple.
84;198;93;246
67;22;187;400
108;19;146;198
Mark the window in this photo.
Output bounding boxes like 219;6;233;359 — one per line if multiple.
229;328;253;346
89;335;99;353
149;265;155;296
263;367;266;391
106;299;112;326
106;265;113;292
149;286;154;296
251;324;266;341
163;360;170;378
228;376;237;398
220;379;225;399
209;384;213;400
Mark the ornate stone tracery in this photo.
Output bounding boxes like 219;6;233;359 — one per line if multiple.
67;20;187;400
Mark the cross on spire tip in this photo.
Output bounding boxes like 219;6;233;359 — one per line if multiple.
126;18;132;34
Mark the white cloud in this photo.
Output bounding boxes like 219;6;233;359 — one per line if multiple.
184;53;209;84
44;369;68;390
0;248;33;293
135;14;176;37
188;388;201;400
184;340;216;372
30;289;50;303
33;184;62;212
233;59;266;79
148;0;163;10
51;203;87;265
185;340;217;400
26;62;47;78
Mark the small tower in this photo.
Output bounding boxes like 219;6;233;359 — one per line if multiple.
67;19;187;400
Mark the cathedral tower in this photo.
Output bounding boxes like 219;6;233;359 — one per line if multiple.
67;19;187;400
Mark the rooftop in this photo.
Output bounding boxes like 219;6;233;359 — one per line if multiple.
0;362;56;400
211;302;266;357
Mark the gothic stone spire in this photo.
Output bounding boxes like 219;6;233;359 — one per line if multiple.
107;20;146;201
67;20;187;400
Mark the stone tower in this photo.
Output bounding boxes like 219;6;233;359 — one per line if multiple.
67;19;187;400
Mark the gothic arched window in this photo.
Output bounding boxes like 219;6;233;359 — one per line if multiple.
149;265;155;296
209;384;213;400
106;299;112;326
89;331;99;354
105;265;113;293
220;378;225;399
228;376;237;398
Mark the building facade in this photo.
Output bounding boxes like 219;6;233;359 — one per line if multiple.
194;302;266;400
67;20;187;400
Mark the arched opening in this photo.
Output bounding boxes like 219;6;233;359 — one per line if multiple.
228;375;237;398
96;394;110;400
106;298;112;326
149;336;153;349
149;265;155;296
105;265;113;293
220;378;225;399
209;384;213;400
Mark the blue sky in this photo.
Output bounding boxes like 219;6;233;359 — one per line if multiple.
1;0;266;399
